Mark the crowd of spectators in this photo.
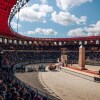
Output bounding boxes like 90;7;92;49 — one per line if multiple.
67;52;78;64
2;50;100;67
1;42;100;51
86;52;100;60
0;69;49;100
2;51;61;66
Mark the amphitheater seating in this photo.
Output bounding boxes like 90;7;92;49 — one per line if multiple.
2;50;100;68
1;44;100;100
2;51;61;66
0;69;50;100
1;50;61;100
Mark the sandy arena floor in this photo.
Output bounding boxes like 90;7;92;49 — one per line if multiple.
15;63;52;94
15;64;100;100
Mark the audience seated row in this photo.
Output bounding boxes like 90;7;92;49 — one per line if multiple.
0;70;48;100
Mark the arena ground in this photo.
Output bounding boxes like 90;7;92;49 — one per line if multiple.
15;63;100;100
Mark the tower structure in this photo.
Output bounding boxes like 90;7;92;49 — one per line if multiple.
79;45;85;70
61;48;67;67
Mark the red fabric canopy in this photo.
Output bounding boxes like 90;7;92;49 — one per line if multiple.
0;0;17;37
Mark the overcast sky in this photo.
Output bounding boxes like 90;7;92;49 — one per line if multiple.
11;0;100;38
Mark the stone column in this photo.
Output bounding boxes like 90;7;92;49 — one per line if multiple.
61;48;67;67
79;45;85;70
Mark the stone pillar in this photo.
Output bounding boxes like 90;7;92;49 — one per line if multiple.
61;48;67;67
79;45;85;70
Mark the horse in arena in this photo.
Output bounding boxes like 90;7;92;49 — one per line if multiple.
38;65;46;72
48;65;56;71
16;65;25;72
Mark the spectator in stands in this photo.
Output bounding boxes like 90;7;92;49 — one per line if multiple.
0;70;50;100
